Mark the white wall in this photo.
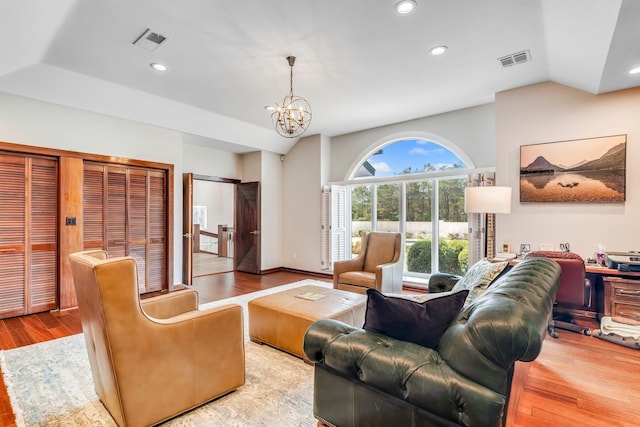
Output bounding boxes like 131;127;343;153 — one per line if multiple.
239;151;284;271
260;151;283;270
329;103;495;181
242;152;261;182
282;134;326;272
496;82;640;260
182;142;242;180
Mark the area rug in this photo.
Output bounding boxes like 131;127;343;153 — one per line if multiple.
0;279;332;427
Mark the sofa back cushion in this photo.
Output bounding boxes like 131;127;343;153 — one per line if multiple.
363;232;400;273
363;288;469;348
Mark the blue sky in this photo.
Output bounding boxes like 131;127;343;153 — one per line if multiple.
365;139;464;177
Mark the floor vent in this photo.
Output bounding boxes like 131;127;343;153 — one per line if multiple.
498;50;531;68
132;29;168;52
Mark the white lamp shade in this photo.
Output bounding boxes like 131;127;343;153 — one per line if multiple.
465;186;512;214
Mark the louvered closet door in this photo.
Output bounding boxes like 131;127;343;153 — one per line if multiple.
107;167;127;258
0;154;57;319
147;170;166;292
30;158;58;312
83;162;167;294
129;168;148;292
83;163;106;250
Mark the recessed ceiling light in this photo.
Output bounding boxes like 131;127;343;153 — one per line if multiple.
629;66;640;75
264;105;275;111
430;45;448;56
394;0;416;15
150;62;168;72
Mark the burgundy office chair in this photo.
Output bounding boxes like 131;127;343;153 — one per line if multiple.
523;251;592;338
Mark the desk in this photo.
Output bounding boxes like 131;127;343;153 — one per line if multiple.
507;260;640;320
585;265;640;277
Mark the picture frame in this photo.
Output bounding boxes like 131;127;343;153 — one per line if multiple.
501;242;511;253
519;243;531;254
519;134;626;203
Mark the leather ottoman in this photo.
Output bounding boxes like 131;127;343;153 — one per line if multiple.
248;285;367;358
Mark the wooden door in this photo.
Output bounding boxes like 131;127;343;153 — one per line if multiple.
0;154;57;319
83;162;167;294
182;173;194;285
235;182;260;274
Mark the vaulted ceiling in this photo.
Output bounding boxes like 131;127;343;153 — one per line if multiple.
1;0;639;154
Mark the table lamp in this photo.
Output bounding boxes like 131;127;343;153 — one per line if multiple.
465;186;512;259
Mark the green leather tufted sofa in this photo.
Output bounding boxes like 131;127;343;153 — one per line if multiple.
303;257;561;427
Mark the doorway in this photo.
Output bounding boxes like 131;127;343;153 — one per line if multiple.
182;174;239;284
192;179;235;277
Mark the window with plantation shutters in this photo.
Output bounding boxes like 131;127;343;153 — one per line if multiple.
0;154;57;319
83;162;167;294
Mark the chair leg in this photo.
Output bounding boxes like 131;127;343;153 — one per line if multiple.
548;319;559;339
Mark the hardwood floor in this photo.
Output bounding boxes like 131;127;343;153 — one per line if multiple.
192;252;235;277
1;271;639;427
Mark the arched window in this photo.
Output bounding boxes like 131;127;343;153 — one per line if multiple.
353;139;465;179
336;138;471;283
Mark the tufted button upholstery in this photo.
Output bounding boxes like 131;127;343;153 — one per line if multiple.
304;257;561;427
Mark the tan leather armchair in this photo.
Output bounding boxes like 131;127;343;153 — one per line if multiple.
68;250;245;427
333;232;403;294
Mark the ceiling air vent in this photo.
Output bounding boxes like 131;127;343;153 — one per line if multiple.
132;29;168;52
498;50;531;68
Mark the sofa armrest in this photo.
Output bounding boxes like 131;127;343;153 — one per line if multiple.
141;289;199;319
428;273;461;293
376;261;403;293
303;319;506;426
304;318;358;363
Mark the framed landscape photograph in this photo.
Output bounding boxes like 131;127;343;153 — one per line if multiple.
519;134;626;203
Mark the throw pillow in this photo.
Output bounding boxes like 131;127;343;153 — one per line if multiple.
363;288;469;349
452;259;508;305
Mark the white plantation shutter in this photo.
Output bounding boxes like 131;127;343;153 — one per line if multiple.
325;185;349;270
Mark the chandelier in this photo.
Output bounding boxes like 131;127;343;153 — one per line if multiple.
271;56;312;138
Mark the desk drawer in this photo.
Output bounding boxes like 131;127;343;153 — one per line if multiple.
611;303;640;320
613;287;640;299
604;277;640;318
